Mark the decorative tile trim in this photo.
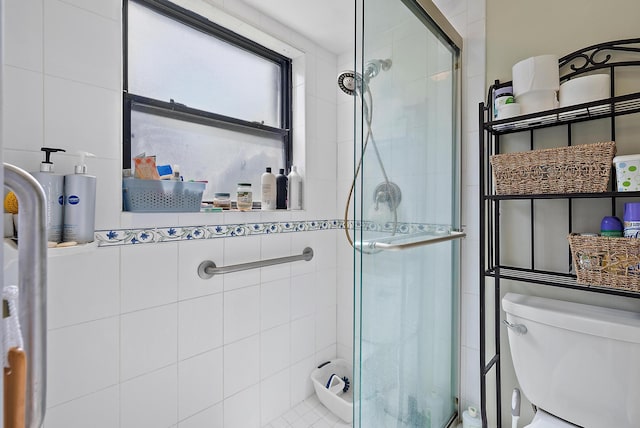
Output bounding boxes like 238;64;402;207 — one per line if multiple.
95;220;451;247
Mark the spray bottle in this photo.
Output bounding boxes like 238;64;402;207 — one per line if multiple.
31;147;66;243
63;152;96;244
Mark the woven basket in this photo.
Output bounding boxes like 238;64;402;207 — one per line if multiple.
567;233;640;292
490;141;616;195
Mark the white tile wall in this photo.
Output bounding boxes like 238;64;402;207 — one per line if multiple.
47;317;119;406
47;246;119;329
120;243;179;313
2;66;43;152
260;278;291;330
224;384;261;428
291;273;316;320
178;348;224;420
290;315;316;364
4;0;43;71
224;334;261;398
43;0;121;90
223;285;261;343
178;293;223;360
290;356;316;405
177;403;223;428
119;365;178;428
44;386;119;428
1;0;486;425
119;304;178;381
43;75;121;159
260;324;291;379
260;370;292;426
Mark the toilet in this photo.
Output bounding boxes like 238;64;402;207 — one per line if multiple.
502;293;640;428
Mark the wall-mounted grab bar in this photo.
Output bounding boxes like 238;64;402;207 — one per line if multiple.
5;163;48;428
198;247;314;279
355;230;465;251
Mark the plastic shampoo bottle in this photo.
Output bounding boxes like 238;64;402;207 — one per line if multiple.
63;152;96;243
276;168;287;209
31;147;66;243
287;166;302;210
261;167;276;210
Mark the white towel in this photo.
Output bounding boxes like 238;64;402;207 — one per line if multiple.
3;285;24;367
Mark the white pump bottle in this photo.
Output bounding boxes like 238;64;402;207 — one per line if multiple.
63;152;96;243
31;147;66;243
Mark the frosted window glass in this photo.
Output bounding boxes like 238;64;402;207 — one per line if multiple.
128;2;281;127
130;110;284;201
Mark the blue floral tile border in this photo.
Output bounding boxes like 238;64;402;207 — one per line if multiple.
95;220;450;247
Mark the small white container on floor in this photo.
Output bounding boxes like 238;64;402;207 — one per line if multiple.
310;359;353;423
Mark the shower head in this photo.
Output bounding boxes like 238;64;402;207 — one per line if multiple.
337;70;363;96
337;58;392;96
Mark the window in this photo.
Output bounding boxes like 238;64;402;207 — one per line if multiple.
124;0;292;201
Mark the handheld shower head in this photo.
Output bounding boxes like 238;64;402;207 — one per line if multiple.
337;58;392;96
337;70;364;96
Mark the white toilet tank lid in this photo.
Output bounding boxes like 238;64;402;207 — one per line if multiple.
502;293;640;344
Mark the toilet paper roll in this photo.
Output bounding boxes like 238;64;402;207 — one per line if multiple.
517;90;558;115
512;54;560;96
559;74;610;107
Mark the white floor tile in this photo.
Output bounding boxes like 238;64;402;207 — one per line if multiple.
264;396;352;428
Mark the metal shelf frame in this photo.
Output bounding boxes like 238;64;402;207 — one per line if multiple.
479;38;640;428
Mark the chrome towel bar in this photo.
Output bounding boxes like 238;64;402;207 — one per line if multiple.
198;247;314;279
355;230;466;251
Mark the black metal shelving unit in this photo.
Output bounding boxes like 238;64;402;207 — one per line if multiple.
479;38;640;428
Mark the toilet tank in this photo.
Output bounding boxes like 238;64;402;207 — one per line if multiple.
502;293;640;428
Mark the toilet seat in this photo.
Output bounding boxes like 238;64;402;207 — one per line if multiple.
524;409;580;428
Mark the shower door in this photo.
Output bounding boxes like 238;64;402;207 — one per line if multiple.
352;1;462;427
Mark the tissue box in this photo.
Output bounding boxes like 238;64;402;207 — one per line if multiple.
613;155;640;192
122;178;205;212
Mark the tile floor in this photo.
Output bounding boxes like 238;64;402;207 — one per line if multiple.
263;395;351;428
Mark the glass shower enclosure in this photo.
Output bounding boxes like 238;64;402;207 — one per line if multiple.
351;1;462;427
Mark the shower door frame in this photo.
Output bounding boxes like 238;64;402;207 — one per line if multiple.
353;0;464;426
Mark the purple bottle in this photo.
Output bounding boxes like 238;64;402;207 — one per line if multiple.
601;216;623;237
623;203;640;238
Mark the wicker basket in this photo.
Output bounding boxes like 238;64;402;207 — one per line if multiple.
567;233;640;292
490;141;616;195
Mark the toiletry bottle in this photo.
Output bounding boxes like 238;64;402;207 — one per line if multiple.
624;202;640;238
63;152;96;243
261;167;276;210
600;216;623;237
236;183;253;211
276;168;287;209
31;147;66;243
172;164;181;181
287;166;303;210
